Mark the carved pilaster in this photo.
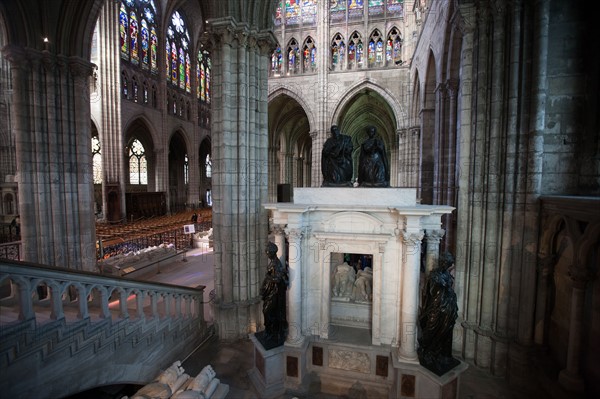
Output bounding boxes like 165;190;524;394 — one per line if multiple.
285;227;304;346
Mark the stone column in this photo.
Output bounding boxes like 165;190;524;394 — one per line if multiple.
558;265;594;393
424;229;445;274
3;45;96;271
398;229;424;361
208;19;273;338
285;227;304;346
96;0;125;221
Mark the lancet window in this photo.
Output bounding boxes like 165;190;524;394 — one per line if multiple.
368;29;383;67
128;139;148;185
331;33;346;71
166;10;191;93
348;31;363;69
197;49;211;103
386;27;402;66
119;0;158;73
271;45;283;76
92;136;102;185
287;39;300;75
302;37;316;72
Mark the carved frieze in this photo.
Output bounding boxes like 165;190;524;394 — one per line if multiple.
328;349;370;374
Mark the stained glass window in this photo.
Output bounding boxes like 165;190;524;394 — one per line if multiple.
129;139;147;185
285;0;300;25
166;10;191;91
357;41;364;66
387;0;404;16
197;49;211;102
184;154;189;184
275;1;283;26
120;1;157;72
271;46;283;75
387;27;402;65
166;38;171;80
140;19;149;68
143;82;149;103
206;57;211;103
302;0;317;25
205;154;212;178
122;72;128;98
302;37;316;72
331;34;345;70
171;42;178;84
330;0;346;23
287;39;300;74
92;136;102;185
150;27;158;73
348;0;364;20
369;0;384;16
130;11;139;64
119;4;129;57
132;77;138;102
179;48;185;89
368;30;383;67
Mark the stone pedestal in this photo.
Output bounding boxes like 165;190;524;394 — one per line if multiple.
283;339;311;395
392;355;468;399
248;333;286;399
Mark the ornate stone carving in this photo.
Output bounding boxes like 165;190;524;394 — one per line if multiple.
328;349;370;374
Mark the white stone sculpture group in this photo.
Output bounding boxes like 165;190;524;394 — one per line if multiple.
128;361;225;399
332;261;373;302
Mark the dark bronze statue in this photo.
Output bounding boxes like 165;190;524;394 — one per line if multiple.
321;125;354;187
358;126;389;187
417;252;460;376
258;241;289;349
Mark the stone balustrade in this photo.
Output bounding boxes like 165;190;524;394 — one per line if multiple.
0;259;211;399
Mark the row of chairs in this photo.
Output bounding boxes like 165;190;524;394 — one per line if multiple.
97;210;212;259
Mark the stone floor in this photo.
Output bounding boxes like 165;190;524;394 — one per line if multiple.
133;247;517;399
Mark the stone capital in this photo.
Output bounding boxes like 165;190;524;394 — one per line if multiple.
1;44;29;70
401;231;424;247
256;30;278;56
272;224;286;236
68;56;95;78
425;229;445;244
285;227;304;241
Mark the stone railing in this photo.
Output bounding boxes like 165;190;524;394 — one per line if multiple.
0;259;212;399
0;241;20;260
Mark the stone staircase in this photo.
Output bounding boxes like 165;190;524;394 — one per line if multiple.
0;259;213;399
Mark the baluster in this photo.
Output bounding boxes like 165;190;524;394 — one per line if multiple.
119;288;129;319
50;284;64;320
136;290;145;319
174;294;182;318
18;281;34;321
78;286;88;319
151;291;158;318
183;295;191;318
100;288;110;319
164;293;171;319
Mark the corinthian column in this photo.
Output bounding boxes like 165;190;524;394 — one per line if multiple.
424;229;445;274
